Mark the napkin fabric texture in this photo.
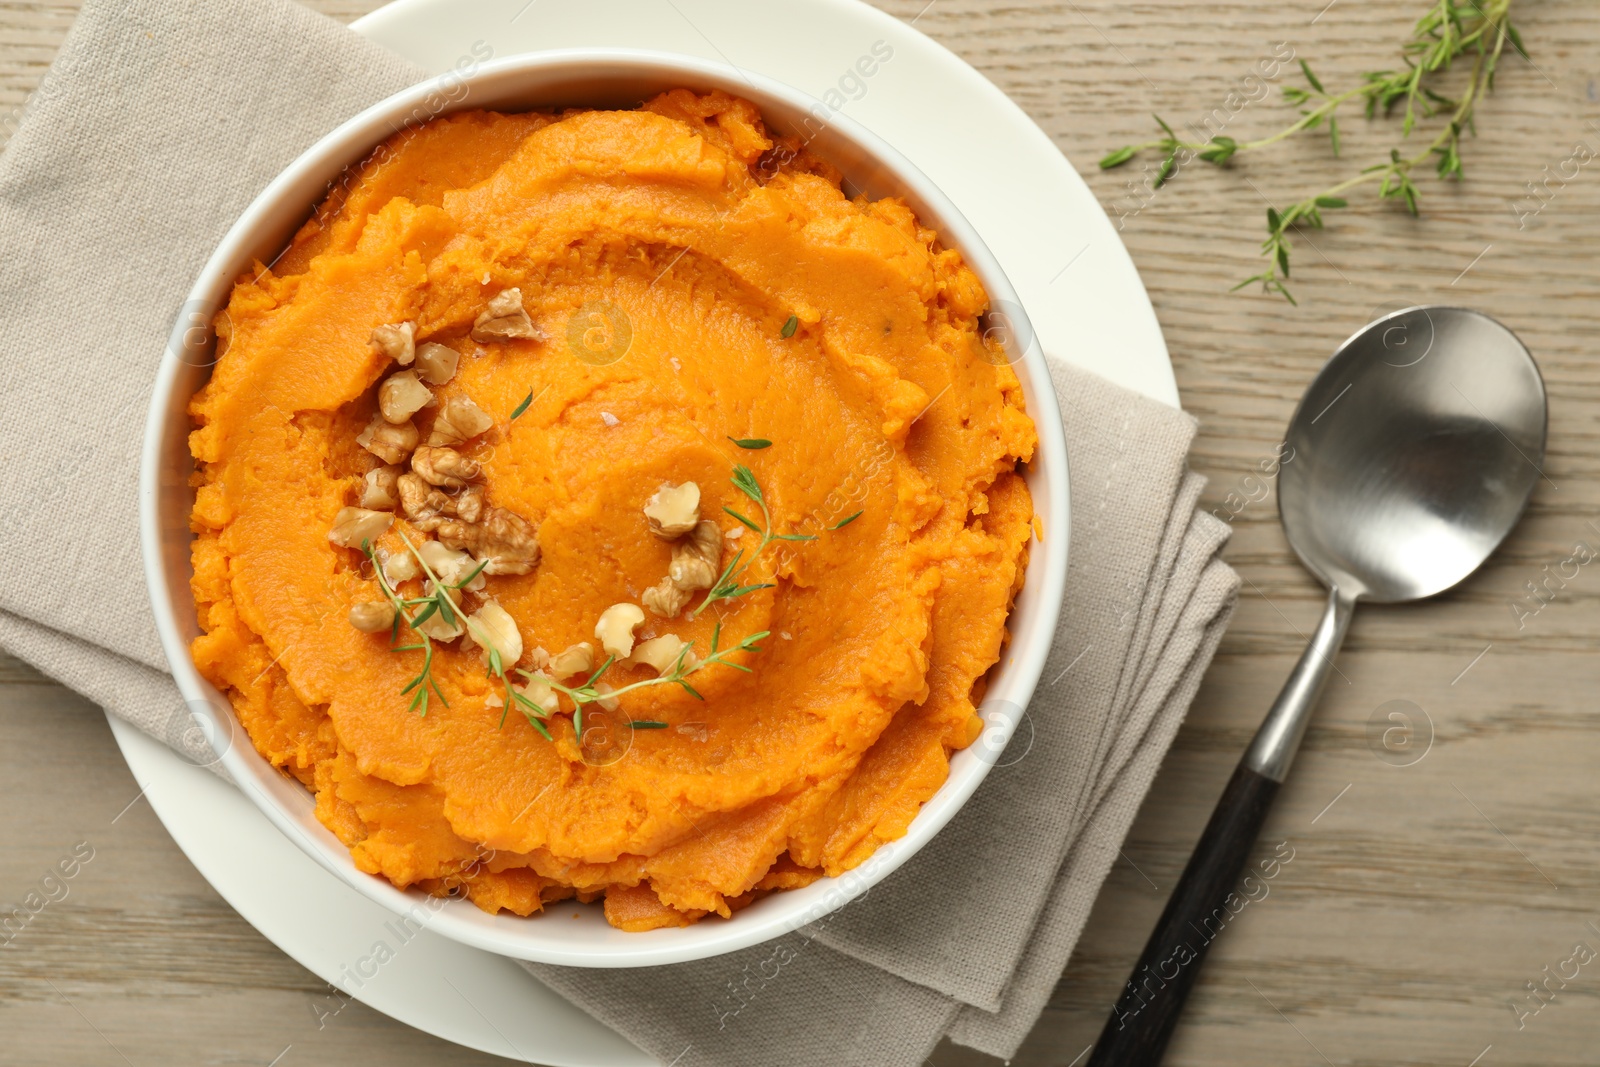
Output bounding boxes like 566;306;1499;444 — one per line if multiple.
0;2;1239;1064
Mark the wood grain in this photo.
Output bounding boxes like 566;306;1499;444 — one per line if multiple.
5;0;1600;1064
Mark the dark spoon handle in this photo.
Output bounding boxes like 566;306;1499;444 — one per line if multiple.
1084;762;1280;1067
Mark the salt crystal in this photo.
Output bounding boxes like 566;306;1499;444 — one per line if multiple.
670;357;682;373
780;631;792;641
600;411;620;427
726;525;744;540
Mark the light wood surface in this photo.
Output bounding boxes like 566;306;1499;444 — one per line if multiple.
4;1;1599;1064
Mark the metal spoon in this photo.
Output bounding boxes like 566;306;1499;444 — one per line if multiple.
1087;306;1547;1065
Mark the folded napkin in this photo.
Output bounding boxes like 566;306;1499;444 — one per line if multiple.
0;1;1239;1063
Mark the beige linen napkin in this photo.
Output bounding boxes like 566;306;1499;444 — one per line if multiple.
0;1;1238;1064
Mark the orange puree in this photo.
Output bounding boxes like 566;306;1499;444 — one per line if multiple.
187;90;1036;929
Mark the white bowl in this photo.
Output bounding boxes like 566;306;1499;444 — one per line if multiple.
141;49;1070;968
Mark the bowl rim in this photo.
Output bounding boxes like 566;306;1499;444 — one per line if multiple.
140;47;1070;968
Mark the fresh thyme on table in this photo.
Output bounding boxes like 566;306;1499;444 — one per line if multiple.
1099;0;1525;303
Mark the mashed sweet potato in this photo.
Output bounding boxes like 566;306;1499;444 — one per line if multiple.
188;89;1036;930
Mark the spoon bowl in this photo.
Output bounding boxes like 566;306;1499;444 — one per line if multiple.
1281;306;1547;603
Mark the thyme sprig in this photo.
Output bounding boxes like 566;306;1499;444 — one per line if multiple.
362;534;488;717
515;622;769;736
692;465;815;619
1099;0;1524;301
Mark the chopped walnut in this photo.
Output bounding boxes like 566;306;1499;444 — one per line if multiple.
348;600;396;633
375;545;418;585
370;321;415;365
360;465;403;510
593;682;619;711
468;600;523;668
356;414;418;465
417;540;486;591
669;520;722;590
396;473;452;531
627;634;696;674
378;370;432;424
435;506;540;575
549;642;595;679
327;507;392;549
455;485;485;524
644;481;701;539
517;673;561;716
641;578;692;619
595;603;646;659
470;287;544;343
414;342;460;386
642;519;721;618
411;445;481;489
427;394;495;447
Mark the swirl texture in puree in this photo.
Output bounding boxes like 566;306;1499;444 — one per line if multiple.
188;90;1036;930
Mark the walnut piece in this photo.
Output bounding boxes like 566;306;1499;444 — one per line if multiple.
455;485;485;524
467;600;523;668
414;342;460;386
378;370;432;424
370;321;415;365
356;414;418;465
595;603;646;659
641;578;692;619
375;545;418;585
643;519;722;617
396;472;452;531
644;481;701;539
411;445;481;489
348;600;396;633
627;634;695;674
327;507;392;549
360;465;403;510
549;642;595;679
435;506;540;575
427;394;494;447
669;520;722;590
417;539;486;591
516;673;561;716
470;287;544;343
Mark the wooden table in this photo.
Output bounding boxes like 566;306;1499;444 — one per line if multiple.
4;1;1598;1063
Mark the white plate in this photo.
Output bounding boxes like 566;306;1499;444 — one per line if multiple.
113;0;1176;1062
